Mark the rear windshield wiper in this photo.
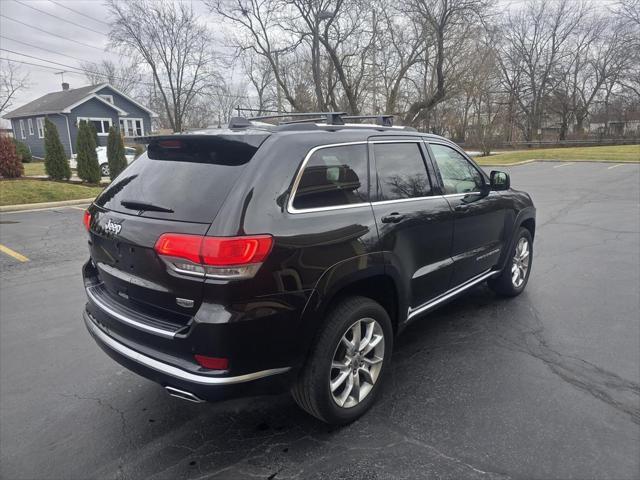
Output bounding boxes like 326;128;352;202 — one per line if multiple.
120;200;174;213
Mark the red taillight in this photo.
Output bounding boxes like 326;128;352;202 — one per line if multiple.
154;233;202;264
83;210;91;231
154;233;273;279
194;355;229;370
200;236;273;266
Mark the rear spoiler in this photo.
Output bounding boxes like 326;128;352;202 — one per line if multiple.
134;133;270;149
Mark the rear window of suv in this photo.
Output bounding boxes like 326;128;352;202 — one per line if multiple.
95;134;269;223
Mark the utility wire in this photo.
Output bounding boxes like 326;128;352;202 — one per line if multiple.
0;35;95;65
0;48;109;74
1;56;255;101
12;0;109;36
48;0;111;27
0;14;109;52
1;57;80;72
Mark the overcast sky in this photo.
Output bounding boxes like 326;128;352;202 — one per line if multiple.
0;0;621;128
0;0;219;127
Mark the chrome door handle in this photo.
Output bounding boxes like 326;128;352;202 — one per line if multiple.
381;212;405;223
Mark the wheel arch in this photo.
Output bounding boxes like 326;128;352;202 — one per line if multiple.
295;256;402;369
497;207;536;271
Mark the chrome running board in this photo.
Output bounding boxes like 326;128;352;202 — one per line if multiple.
407;270;499;320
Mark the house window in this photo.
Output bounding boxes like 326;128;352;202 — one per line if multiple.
77;117;112;136
19;120;26;139
28;118;34;135
36;117;45;139
99;94;114;104
119;118;144;137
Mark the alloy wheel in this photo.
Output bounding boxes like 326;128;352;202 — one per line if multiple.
101;164;110;177
329;317;385;408
511;237;530;288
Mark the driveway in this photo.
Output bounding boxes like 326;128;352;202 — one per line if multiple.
1;162;639;479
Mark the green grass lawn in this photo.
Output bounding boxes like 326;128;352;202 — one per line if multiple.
0;179;104;206
23;161;47;176
474;144;640;165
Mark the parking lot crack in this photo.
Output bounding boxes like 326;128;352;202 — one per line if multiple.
495;304;640;424
59;392;133;447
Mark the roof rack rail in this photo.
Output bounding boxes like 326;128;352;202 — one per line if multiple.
249;112;347;125
228;116;253;129
343;115;394;127
280;117;326;125
229;111;400;129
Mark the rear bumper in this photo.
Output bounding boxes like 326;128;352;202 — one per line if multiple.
84;310;293;401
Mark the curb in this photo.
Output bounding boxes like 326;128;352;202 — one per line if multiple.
476;159;539;167
477;159;640;167
23;175;110;186
0;198;94;213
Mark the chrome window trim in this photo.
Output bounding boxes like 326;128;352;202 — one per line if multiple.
371;195;444;206
407;269;499;320
86;286;177;339
369;139;425;144
85;313;292;385
287;141;369;214
287;139;438;214
441;192;481;198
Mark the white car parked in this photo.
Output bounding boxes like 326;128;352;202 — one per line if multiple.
70;146;137;177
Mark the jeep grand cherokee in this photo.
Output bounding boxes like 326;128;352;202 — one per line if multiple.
82;113;536;425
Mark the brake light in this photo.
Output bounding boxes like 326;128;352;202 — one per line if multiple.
83;210;91;231
201;236;273;266
194;355;229;370
154;234;202;264
158;140;182;149
154;233;273;279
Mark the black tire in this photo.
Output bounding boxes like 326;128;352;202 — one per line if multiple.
291;296;393;425
488;226;533;296
100;163;110;177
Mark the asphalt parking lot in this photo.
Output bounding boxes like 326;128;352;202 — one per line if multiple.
1;161;639;480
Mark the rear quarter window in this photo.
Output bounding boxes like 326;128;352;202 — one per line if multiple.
291;144;369;211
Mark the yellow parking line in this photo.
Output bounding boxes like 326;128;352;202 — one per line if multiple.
0;244;29;262
607;163;626;170
553;162;574;169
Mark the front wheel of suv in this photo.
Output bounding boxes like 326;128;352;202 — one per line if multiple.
488;226;533;296
291;296;393;425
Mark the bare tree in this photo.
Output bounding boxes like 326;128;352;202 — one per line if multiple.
108;0;220;132
211;0;637;139
613;0;640;97
211;0;304;111
616;0;640;26
80;59;143;95
401;0;492;126
0;60;29;116
497;0;589;140
241;53;276;114
375;6;425;115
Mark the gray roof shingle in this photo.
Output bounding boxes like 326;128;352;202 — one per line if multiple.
2;84;109;119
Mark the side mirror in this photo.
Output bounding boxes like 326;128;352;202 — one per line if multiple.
490;170;510;191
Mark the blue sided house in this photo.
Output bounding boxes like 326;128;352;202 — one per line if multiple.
2;82;157;158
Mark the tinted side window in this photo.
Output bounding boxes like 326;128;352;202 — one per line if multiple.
292;144;368;210
374;143;432;200
430;144;484;194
